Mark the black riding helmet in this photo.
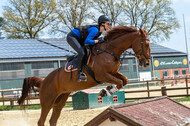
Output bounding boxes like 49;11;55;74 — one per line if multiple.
98;15;111;26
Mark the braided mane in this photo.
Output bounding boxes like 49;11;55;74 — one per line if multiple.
105;26;138;40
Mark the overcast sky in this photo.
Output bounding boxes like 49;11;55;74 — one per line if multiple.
0;0;190;60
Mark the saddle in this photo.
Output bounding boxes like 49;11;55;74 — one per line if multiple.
65;46;91;72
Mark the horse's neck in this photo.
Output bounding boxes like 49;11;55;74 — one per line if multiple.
106;33;137;57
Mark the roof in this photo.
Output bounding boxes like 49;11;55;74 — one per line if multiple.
0;39;187;62
85;96;190;126
0;39;74;62
124;43;186;58
150;43;187;57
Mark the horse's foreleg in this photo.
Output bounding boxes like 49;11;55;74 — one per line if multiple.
99;72;128;97
114;72;129;86
49;93;71;126
101;72;123;89
104;72;128;96
98;73;124;97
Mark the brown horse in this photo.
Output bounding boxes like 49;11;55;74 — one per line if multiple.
18;26;151;126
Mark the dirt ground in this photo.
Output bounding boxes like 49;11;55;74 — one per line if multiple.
1;82;190;126
0;107;106;126
0;102;190;126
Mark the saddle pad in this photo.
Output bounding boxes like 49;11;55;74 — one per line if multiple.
64;54;91;72
64;58;78;72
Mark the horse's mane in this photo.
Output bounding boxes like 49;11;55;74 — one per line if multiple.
105;26;138;40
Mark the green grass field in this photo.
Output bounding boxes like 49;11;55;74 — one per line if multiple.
0;97;190;111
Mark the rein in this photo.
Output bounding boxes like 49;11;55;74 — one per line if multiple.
93;31;150;64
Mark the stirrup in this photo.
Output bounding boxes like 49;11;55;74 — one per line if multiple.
78;72;87;82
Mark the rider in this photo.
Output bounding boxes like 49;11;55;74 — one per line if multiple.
66;15;111;82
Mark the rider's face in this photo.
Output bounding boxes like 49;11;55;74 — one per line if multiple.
105;22;111;30
103;22;111;31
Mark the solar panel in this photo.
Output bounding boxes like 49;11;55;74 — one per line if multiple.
0;39;187;60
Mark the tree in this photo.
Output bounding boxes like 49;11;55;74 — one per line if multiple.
54;0;92;33
0;17;4;39
2;0;56;39
122;0;179;42
92;0;124;26
0;17;4;27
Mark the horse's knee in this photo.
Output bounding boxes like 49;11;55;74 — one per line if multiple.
116;84;123;89
123;78;129;86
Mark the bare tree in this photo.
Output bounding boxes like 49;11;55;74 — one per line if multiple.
123;0;179;42
2;0;57;39
92;0;124;26
55;0;92;33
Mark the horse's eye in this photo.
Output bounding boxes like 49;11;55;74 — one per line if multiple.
145;42;149;48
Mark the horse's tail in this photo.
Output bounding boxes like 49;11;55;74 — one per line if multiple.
18;76;44;105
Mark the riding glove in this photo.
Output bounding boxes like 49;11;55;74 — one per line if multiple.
98;37;105;43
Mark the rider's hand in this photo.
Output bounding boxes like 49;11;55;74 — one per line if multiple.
98;37;105;43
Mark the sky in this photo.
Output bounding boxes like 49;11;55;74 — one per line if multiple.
0;0;190;60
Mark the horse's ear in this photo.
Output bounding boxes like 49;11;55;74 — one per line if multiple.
139;28;144;35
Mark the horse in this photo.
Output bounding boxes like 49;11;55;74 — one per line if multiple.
18;26;151;126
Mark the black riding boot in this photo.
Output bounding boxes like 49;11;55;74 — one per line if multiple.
77;58;87;82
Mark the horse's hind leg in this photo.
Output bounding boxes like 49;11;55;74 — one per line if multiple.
49;93;71;126
38;90;57;126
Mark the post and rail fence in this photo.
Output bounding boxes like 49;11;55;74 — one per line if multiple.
0;75;190;107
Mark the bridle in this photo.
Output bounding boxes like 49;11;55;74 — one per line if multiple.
93;31;151;64
135;34;151;60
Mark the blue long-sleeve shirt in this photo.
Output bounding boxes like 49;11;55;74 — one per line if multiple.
71;27;100;45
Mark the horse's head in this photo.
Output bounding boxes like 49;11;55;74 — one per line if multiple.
132;28;151;67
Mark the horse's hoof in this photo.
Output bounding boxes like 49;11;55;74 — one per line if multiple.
98;89;107;97
106;85;113;90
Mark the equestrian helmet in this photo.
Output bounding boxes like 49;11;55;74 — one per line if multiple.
98;15;111;25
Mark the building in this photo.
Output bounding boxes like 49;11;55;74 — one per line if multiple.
0;39;189;90
0;39;71;90
85;96;190;126
119;43;189;81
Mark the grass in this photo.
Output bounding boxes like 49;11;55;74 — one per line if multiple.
0;103;73;111
125;99;140;103
173;97;190;102
125;97;190;104
1;97;190;111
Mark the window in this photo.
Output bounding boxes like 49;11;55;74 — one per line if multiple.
133;59;137;72
138;64;150;71
0;62;25;79
174;70;179;78
60;60;67;67
113;96;118;102
182;70;187;75
97;97;102;103
119;59;129;71
162;71;168;79
134;59;150;71
31;61;54;77
182;70;187;77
